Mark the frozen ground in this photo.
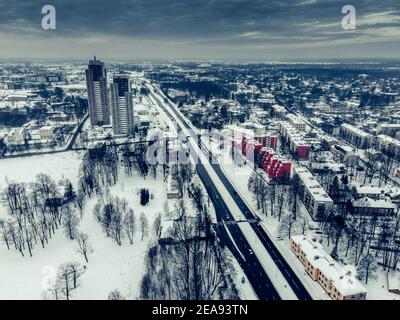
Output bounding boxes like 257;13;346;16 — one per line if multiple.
0;151;175;299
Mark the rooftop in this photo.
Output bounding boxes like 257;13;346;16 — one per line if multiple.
294;167;333;203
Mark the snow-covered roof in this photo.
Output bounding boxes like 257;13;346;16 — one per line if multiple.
353;186;384;195
294;167;333;203
292;236;367;297
377;134;400;146
224;125;255;138
341;123;372;138
352;197;396;209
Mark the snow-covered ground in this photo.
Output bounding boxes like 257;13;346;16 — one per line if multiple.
0;150;174;299
0;151;83;191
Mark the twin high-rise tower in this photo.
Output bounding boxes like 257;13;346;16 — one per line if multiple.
85;57;110;126
85;57;134;136
110;75;135;135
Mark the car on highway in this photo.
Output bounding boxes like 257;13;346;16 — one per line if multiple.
215;194;220;200
249;249;254;255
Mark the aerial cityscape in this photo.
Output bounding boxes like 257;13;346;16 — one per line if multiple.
0;0;399;306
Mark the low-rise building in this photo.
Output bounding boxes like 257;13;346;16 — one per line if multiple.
286;113;307;132
39;126;54;141
5;128;26;145
350;197;396;217
290;235;367;300
271;104;287;117
351;186;385;199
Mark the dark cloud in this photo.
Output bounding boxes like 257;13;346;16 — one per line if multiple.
0;0;399;59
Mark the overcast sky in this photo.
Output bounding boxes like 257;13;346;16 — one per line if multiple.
0;0;399;61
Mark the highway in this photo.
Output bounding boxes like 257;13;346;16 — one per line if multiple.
148;85;312;300
149;90;281;300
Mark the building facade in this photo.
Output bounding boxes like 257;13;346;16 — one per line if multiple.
291;236;367;300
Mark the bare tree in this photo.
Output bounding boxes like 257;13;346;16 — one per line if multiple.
62;206;80;240
153;213;162;238
76;232;93;263
188;182;204;214
139;213;149;241
55;262;85;300
0;219;10;250
75;187;86;219
276;187;287;222
278;214;298;239
357;254;378;284
108;289;125;300
124;208;136;245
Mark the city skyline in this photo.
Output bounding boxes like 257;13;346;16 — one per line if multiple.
0;0;399;60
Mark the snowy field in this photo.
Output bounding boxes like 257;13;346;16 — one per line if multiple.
0;150;178;299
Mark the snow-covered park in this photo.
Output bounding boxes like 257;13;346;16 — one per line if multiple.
0;151;178;299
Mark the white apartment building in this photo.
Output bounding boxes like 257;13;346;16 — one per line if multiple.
339;124;372;149
294;167;333;220
286;113;307;132
277;121;310;160
377;134;400;159
377;123;400;137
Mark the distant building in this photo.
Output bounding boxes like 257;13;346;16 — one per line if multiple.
339;124;372;149
6;128;26;145
224;124;277;149
85;57;110;126
290;236;367;300
39;126;54;141
294;167;333;220
110;75;135;136
286;114;307;132
271;104;287;118
241;122;266;135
